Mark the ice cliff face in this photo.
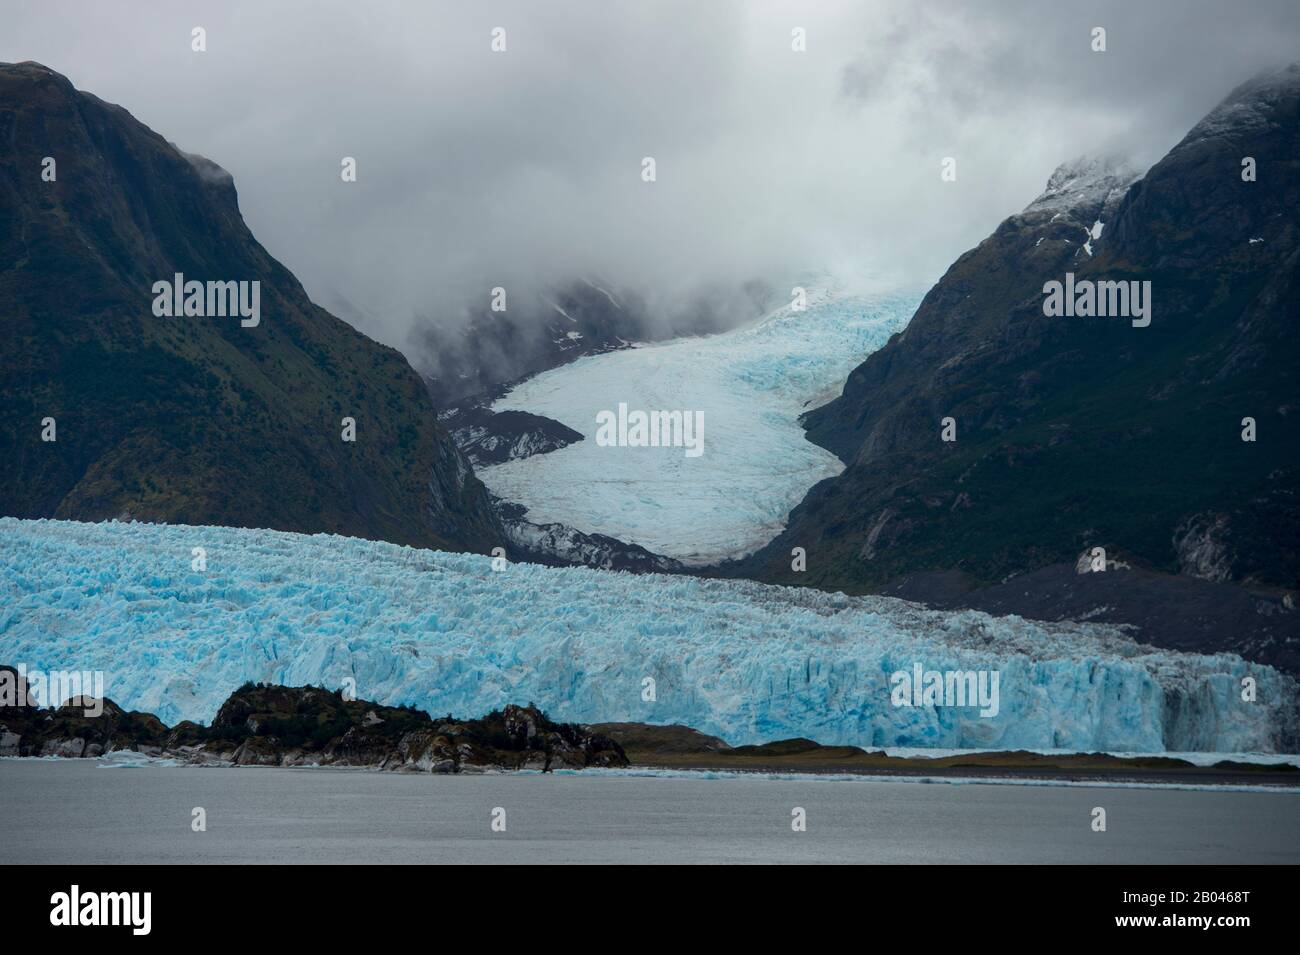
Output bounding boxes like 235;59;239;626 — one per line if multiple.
3;519;1293;753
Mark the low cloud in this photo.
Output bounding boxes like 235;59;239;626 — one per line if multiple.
4;0;1297;352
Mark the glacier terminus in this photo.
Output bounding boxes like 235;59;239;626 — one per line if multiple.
2;518;1293;755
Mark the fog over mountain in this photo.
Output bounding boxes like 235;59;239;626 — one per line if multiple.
5;0;1298;361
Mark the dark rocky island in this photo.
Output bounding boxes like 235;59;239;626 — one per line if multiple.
0;668;627;773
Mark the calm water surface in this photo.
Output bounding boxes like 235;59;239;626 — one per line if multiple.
2;760;1297;864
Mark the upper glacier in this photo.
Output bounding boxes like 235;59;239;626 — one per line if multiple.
2;518;1293;754
481;282;922;564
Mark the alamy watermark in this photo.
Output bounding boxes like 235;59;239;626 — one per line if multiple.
50;885;151;935
595;402;704;457
0;664;104;717
1042;272;1151;328
890;663;1000;718
151;272;260;327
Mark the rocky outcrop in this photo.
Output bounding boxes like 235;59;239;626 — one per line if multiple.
440;404;583;468
1173;513;1235;582
0;668;628;772
417;281;641;407
497;499;685;572
0;678;170;760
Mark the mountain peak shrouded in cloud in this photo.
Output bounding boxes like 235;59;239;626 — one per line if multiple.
4;1;1300;353
179;150;236;188
1182;61;1300;146
1025;155;1142;217
411;276;778;406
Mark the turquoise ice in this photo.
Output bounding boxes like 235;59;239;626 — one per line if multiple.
2;518;1293;753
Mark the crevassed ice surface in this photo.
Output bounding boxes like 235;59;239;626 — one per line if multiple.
481;284;923;564
3;519;1294;753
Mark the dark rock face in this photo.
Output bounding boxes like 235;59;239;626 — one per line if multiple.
736;66;1300;617
417;281;647;408
495;498;685;573
0;670;629;772
440;404;583;468
0;62;501;553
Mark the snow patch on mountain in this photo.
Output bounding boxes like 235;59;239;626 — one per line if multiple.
479;282;922;564
2;519;1293;753
1026;156;1140;218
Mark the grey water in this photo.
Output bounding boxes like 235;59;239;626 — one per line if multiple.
2;760;1297;864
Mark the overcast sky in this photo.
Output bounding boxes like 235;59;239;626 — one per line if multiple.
4;0;1299;352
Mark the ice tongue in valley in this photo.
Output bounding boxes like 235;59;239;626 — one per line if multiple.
478;286;921;565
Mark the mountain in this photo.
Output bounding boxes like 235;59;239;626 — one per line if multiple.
733;66;1300;659
0;62;500;551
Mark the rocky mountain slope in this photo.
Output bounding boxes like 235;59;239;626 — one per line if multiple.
0;62;500;552
737;66;1300;615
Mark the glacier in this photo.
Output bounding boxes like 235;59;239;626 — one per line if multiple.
480;282;923;564
2;518;1294;754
